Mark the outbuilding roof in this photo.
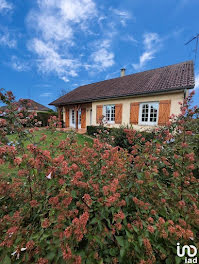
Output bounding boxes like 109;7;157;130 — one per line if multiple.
1;99;51;112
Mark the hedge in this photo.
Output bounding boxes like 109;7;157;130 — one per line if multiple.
36;111;57;127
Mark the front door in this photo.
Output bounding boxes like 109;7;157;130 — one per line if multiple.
78;109;81;129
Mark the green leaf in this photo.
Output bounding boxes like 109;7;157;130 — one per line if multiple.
47;251;56;261
90;218;98;224
109;248;117;257
132;225;139;233
120;247;126;258
175;256;182;264
125;230;133;239
2;255;11;264
166;257;174;264
115;236;124;247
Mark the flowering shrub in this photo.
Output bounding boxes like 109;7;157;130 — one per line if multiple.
0;89;199;263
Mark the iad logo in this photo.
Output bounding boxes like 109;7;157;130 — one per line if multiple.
177;243;198;263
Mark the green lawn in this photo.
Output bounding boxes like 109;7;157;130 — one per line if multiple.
0;129;93;176
7;129;93;148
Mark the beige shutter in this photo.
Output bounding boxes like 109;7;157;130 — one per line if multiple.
115;104;123;124
81;108;86;128
96;105;103;124
158;100;171;125
65;107;69;128
130;102;139;124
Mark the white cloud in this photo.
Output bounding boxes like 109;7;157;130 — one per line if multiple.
37;0;96;23
122;34;138;44
27;0;97;81
0;31;16;48
61;76;69;83
27;0;97;43
195;72;199;89
92;48;114;68
0;0;13;13
10;56;30;72
90;39;115;69
133;33;161;71
28;39;80;81
143;33;160;50
137;51;154;68
40;92;52;97
31;13;73;42
111;8;134;26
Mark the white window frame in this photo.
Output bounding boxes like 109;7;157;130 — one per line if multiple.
69;109;76;128
71;109;75;125
103;105;115;124
139;102;159;126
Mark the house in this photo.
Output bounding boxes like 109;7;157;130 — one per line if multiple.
49;61;195;131
0;99;51;114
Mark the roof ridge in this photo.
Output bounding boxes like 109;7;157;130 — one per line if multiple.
77;60;194;88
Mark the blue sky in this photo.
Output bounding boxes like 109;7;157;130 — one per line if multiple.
0;0;199;108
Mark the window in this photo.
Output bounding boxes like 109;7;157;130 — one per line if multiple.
139;102;159;125
103;105;115;123
71;110;75;124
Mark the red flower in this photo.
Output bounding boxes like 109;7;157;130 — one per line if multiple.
62;245;72;260
30;200;39;208
59;179;65;185
37;258;48;264
7;226;18;235
41;218;50;228
148;217;154;224
143;238;153;255
178;200;186;208
26;240;35;250
158;217;165;225
173;171;179;178
64;226;72;239
83;194;92;206
14;157;22;165
74;256;82;264
147;225;155;233
113;211;125;222
115;223;122;230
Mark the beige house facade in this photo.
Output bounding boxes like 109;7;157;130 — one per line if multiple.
50;61;195;131
92;91;185;130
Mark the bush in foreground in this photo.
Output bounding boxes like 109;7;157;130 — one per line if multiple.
0;89;199;264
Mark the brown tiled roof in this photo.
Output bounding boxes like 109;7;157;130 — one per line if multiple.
1;99;51;112
49;61;195;106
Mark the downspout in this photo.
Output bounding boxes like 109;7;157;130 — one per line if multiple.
184;88;187;100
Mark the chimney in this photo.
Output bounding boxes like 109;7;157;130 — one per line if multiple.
120;68;126;77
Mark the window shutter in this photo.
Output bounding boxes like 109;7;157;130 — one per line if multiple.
130;102;139;124
81;108;86;128
96;105;103;124
158;100;171;125
65;107;69;127
115;104;123;124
